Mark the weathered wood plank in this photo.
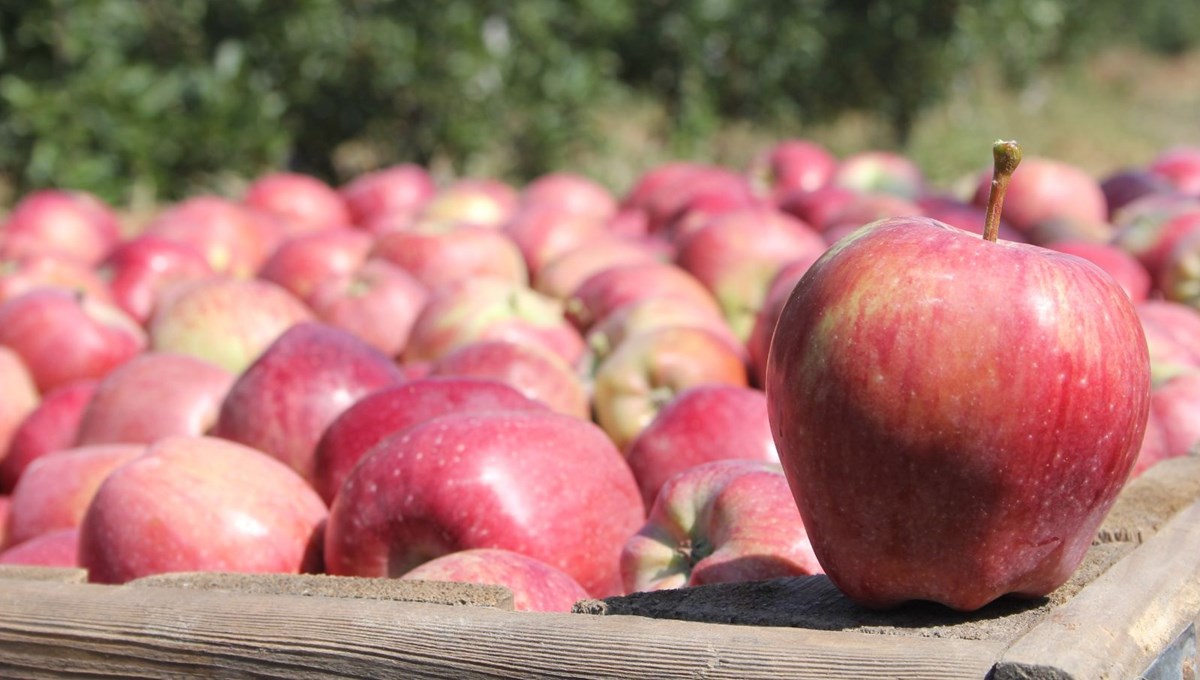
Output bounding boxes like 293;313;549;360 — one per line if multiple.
993;499;1200;679
1096;454;1200;545
0;577;1004;679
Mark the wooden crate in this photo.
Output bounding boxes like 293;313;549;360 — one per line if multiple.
2;456;1200;679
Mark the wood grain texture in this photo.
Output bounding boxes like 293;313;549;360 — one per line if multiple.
993;499;1200;679
1096;454;1200;545
0;578;1004;679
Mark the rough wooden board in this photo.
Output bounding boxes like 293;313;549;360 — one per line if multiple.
1096;454;1200;545
577;540;1132;641
0;565;86;583
128;571;515;610
993;500;1200;680
0;578;1004;679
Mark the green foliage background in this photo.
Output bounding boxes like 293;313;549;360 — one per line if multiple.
0;0;1196;204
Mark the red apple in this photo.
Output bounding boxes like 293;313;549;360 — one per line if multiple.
144;196;286;278
400;548;590;613
1100;168;1177;219
339;163;436;228
1148;146;1200;196
1110;197;1200;284
970;155;1107;236
582;296;743;375
777;185;859;234
767;143;1150;611
256;228;373;303
830;150;925;199
621;162;707;212
626;385;778;509
747;139;837;201
430;340;589;420
0;253;115;306
1149;371;1200;461
0;347;39;471
1;379;96;492
533;235;666;301
621;460;821;592
78;435;327;584
306;258;429;357
213;322;406;483
242;171;352;233
0;527;78;567
521;172;617;221
1137;300;1200;381
674;206;827;341
564;261;722;332
918;196;1025;243
0;189;121;265
371;224;528;291
75;352;234;446
324;409;644;597
417;178;519;230
404;279;584;367
0;289;145;394
4;443;144;549
312;377;545;505
592;325;749;451
1046;240;1151;303
642;166;757;237
747;256;823;387
503;205;608;277
147;276;313;374
820;193;923;241
97;235;216;325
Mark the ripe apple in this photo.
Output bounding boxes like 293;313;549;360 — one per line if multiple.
306;258;429;358
1110;197;1200;284
1148;146;1200;196
0;347;39;469
143;196;286;278
78;435;327;584
147;276;313;374
371;224;528;291
324;410;644;597
746;139;837;202
430;340;589;420
1;379;96;492
417;178;519;230
0;527;78;567
0;189;121;265
821;193;923;244
339;163;436;229
400;548;591;613
521;172;617;221
75;352;234;446
503;205;608;277
404;278;584;367
1046;240;1151;303
256;228;373;303
970;155;1107;236
1100;168;1176;219
3;443;144;549
242;171;352;233
830;150;925;199
564;261;721;332
1137;300;1200;381
776;185;859;234
591;325;749;451
766;142;1151;611
582;296;743;375
97;235;215;325
747;256;823;387
642;166;757;237
0;253;115;306
673;206;826;341
532;236;665;301
621;460;821;593
212;322;406;483
918;196;1025;243
0;289;146;393
312;377;545;505
625;385;778;509
1149;371;1200;461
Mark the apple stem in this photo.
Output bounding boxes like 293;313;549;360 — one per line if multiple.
983;140;1022;243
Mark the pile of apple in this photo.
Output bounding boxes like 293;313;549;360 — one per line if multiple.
0;138;1197;614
